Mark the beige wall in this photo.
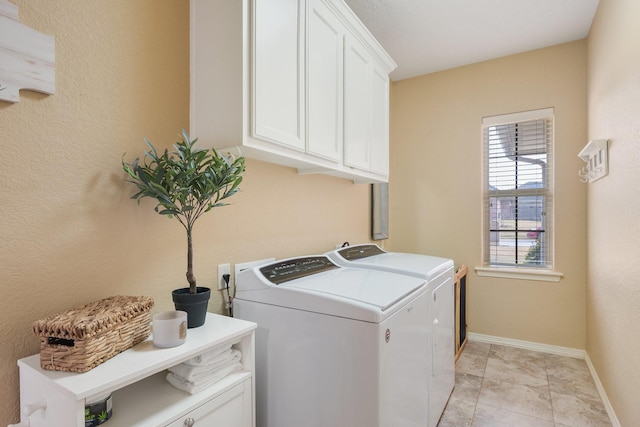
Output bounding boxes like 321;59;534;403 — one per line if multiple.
389;41;588;348
5;0;637;425
0;1;371;424
587;0;640;424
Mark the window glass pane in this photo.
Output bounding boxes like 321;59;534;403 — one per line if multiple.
488;195;546;266
483;112;552;268
488;123;548;191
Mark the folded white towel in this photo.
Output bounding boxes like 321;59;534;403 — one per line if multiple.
166;362;243;394
184;342;239;366
169;349;242;382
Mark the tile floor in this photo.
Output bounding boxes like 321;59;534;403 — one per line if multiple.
437;341;612;427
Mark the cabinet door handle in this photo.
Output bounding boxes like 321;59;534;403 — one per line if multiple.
184;418;195;426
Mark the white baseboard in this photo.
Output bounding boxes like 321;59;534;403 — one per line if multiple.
467;332;585;358
467;332;619;427
584;353;621;427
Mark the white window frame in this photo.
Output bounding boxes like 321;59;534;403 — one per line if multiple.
476;108;563;282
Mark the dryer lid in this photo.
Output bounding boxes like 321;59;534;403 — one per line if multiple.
331;245;453;281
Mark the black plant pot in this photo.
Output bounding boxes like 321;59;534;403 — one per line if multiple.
171;287;211;328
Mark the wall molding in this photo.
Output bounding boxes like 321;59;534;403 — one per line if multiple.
468;332;585;358
584;352;621;427
468;332;619;426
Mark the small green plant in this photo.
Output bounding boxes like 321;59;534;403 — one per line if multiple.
525;227;542;265
122;130;245;294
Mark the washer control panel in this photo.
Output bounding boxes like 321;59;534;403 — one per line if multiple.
260;256;338;285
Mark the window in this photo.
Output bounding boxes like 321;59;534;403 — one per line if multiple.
482;108;553;269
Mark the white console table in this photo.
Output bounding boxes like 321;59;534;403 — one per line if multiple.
10;313;256;427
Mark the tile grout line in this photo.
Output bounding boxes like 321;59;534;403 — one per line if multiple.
468;343;492;426
544;353;557;427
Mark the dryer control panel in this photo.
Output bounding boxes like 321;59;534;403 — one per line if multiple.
260;256;338;285
338;244;386;260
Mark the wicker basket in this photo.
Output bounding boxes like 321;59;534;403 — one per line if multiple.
32;295;154;373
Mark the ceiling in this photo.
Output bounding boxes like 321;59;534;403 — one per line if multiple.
343;0;600;81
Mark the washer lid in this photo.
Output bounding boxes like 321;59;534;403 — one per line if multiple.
282;267;425;311
330;244;453;282
236;256;427;322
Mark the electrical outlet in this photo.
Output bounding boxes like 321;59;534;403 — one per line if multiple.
217;263;231;290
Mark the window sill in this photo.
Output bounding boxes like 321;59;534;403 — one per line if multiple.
474;266;564;282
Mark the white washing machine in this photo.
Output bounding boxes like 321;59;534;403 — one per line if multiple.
234;255;431;427
326;244;455;427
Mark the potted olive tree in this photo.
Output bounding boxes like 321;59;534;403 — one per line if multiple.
122;130;245;328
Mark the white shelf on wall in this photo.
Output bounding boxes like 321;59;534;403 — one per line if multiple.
578;139;609;183
0;0;55;103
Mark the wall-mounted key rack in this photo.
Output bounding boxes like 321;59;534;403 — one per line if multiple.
578;139;609;183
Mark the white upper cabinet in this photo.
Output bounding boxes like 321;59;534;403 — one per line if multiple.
307;0;344;162
343;34;372;171
344;32;391;176
190;0;396;183
253;0;305;150
369;61;390;176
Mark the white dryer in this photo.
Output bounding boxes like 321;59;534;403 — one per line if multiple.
234;255;431;427
326;244;455;427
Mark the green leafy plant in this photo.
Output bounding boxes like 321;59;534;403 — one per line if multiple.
122;130;245;294
525;227;542;265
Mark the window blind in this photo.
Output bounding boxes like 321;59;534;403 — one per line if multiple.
482;109;554;268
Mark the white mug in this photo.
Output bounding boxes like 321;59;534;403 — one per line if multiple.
152;311;188;348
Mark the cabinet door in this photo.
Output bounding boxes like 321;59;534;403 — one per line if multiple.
343;34;371;171
369;62;389;176
252;0;305;150
307;0;343;162
167;379;252;427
